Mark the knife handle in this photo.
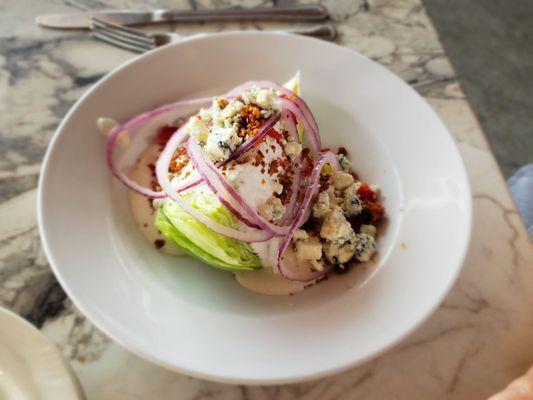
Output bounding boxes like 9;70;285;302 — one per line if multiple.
152;4;329;23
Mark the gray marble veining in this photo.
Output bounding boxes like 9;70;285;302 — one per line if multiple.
1;0;532;399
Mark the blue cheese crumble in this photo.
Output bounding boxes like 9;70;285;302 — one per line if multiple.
294;163;379;270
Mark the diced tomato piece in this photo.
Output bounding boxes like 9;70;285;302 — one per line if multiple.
357;183;376;202
157;125;178;145
266;128;283;142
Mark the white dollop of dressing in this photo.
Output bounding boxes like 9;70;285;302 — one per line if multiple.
224;137;285;210
97;117;129;147
129;143;184;256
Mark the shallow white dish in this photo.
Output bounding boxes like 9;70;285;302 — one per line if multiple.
38;32;471;384
0;307;85;399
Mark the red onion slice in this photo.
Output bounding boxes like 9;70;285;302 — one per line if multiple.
156;123;272;243
187;140;290;236
106;97;212;198
277;151;341;281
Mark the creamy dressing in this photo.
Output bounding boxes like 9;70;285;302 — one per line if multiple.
235;268;310;295
246;238;321;295
224;136;285;210
129;143;184;256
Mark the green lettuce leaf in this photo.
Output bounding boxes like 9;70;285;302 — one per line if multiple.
155;191;262;272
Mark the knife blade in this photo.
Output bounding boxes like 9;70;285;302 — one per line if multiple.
36;5;329;29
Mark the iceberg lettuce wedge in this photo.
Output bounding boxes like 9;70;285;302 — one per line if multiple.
155;74;302;272
155;191;262;272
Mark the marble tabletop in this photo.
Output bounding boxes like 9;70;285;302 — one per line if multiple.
1;0;532;399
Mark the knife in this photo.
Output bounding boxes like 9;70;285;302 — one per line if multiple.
36;4;329;29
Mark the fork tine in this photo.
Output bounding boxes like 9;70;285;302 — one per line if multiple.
91;29;153;52
91;31;151;53
91;18;153;44
91;25;154;50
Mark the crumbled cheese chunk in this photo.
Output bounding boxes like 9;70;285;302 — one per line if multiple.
258;196;286;221
294;235;322;261
320;206;356;243
310;259;324;271
219;100;244;120
323;239;356;264
343;183;363;216
285;141;302;160
334;171;354;190
337;153;352;171
186;115;210;143
205;125;239;162
360;224;377;237
313;191;331;219
272;182;283;194
198;108;212;122
293;229;308;241
353;233;376;262
242;87;281;113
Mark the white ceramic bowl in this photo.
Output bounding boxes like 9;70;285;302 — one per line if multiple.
0;308;85;399
38;32;471;384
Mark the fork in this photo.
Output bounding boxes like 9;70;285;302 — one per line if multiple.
90;18;337;53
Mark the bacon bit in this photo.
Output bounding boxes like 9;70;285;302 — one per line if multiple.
280;93;296;102
364;201;385;223
168;146;190;176
277;161;295;205
157;125;178;145
260;167;265;174
217;98;229;109
237;104;267;138
252;152;263;167
338;146;348;156
269;159;279;175
319;178;330;192
357;183;376;202
320;147;331;152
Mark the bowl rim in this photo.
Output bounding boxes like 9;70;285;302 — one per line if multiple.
37;30;472;385
0;307;86;398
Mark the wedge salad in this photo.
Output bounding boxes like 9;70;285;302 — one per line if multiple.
102;74;385;295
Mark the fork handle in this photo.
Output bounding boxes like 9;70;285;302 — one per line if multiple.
154;4;329;23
